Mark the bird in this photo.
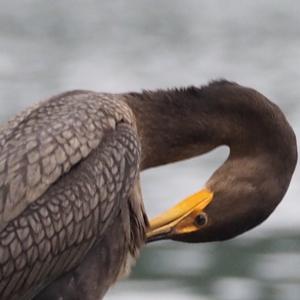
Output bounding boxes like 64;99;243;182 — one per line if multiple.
0;80;297;300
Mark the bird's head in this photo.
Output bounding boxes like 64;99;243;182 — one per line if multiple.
146;183;283;243
146;149;297;243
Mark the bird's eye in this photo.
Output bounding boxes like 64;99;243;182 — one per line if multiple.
194;213;207;227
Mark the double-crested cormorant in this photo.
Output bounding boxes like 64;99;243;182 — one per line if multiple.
0;80;297;299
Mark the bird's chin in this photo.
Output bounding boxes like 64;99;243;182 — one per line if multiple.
170;232;208;243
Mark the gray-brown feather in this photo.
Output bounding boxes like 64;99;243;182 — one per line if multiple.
0;91;147;299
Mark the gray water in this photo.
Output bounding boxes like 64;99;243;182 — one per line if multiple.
0;1;299;299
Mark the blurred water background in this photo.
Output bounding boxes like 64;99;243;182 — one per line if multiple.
0;1;299;299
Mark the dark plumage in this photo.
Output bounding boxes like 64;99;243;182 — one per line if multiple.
0;80;297;299
0;91;147;299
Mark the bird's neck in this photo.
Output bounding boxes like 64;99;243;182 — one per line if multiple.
123;81;297;177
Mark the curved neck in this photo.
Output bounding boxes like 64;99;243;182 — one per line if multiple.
123;80;297;243
124;81;297;178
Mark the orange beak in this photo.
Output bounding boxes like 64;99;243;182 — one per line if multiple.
146;188;213;242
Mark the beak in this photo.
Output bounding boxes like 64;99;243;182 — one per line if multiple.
146;188;213;243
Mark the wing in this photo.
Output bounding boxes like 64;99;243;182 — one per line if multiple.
0;90;134;230
0;91;140;299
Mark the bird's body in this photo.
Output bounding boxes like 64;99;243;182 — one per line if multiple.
0;91;147;299
0;80;297;299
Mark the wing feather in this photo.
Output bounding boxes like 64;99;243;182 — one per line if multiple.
0;90;133;229
0;91;140;299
